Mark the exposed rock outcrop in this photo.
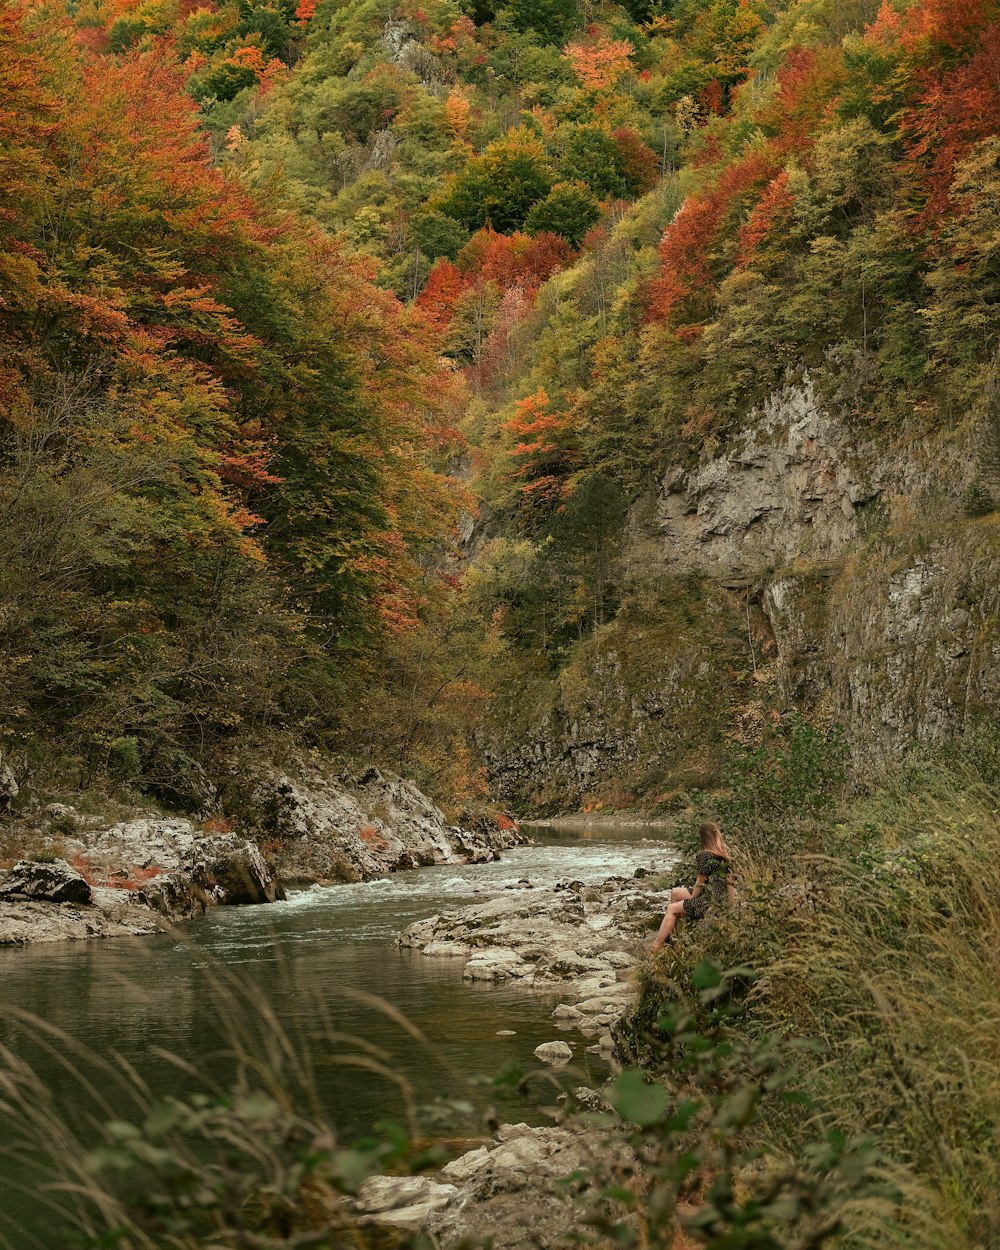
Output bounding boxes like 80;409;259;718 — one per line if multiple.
233;759;525;885
654;378;882;581
0;756;18;814
0;816;286;944
482;375;997;805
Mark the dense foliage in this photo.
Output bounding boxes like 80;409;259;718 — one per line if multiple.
4;0;1000;807
0;1;462;798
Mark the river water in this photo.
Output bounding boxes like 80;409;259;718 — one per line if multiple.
0;823;677;1249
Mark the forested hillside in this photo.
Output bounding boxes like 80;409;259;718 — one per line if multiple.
2;0;999;815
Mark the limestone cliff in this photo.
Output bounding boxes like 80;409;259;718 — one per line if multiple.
482;375;999;812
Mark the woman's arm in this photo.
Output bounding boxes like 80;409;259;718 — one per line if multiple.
690;872;707;898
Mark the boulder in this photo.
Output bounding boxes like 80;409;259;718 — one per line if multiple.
0;859;91;904
187;834;283;905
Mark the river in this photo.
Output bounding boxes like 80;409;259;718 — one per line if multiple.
0;823;677;1249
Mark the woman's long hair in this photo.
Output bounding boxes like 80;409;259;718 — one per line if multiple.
699;820;730;860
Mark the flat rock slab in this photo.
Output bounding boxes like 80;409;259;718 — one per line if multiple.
0;898;161;945
463;947;532;981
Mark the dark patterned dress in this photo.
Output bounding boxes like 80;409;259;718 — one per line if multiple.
682;851;731;920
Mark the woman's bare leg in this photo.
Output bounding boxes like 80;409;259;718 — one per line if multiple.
670;887;692;903
651;901;686;950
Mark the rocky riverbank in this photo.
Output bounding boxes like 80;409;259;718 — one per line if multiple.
0;760;525;946
398;869;672;1056
355;1119;626;1248
360;870;672;1245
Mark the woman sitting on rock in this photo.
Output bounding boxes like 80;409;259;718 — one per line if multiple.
651;821;733;950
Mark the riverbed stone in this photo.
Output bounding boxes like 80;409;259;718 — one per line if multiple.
553;1003;582;1021
355;1175;457;1226
399;871;673;1045
422;940;471;957
534;1040;573;1064
464;948;532;981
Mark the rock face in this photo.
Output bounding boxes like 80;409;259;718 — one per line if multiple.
233;759;526;885
654;378;882;581
481;581;751;811
482;375;999;806
399;873;672;1043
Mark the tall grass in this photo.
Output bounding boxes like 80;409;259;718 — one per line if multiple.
631;745;1000;1250
767;775;1000;1247
0;958;453;1250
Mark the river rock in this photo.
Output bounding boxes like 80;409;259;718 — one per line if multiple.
0;892;162;944
359;1126;598;1247
534;1041;573;1064
463;947;532;981
0;812;287;944
422;940;471;957
0;859;92;904
186;835;279;905
355;1176;457;1227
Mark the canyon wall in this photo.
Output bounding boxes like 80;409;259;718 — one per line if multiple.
484;376;1000;811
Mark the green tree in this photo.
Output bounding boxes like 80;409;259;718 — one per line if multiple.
438;136;553;233
560;125;629;200
497;0;581;43
525;181;600;247
411;209;470;261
